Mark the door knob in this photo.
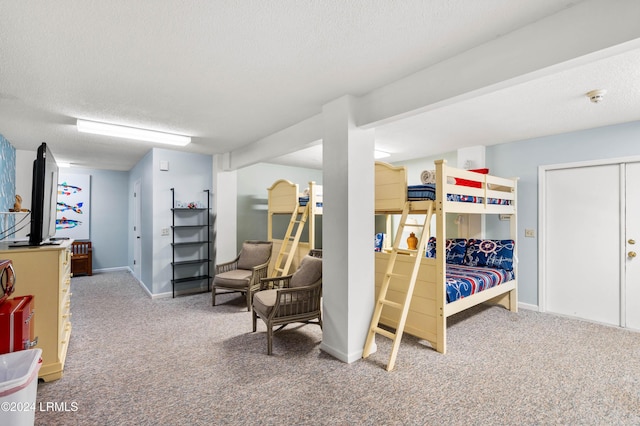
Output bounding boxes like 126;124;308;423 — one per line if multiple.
629;239;636;245
629;251;637;258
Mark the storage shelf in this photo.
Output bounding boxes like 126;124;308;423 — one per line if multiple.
172;259;211;266
171;275;212;284
171;241;210;246
170;188;212;298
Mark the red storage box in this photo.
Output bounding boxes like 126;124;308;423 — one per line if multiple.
0;295;36;354
0;259;16;305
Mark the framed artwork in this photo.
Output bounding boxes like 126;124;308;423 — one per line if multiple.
56;173;90;240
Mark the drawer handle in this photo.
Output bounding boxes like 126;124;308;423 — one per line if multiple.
24;337;38;349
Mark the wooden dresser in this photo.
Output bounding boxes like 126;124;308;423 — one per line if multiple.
0;240;72;381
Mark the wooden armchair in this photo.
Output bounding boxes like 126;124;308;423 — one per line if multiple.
212;241;273;310
252;250;322;355
71;241;93;276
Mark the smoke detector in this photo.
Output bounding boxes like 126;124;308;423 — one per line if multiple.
586;89;607;103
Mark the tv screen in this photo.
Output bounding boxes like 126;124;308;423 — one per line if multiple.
29;142;59;246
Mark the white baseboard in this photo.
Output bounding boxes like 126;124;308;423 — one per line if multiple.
518;302;539;311
92;266;130;274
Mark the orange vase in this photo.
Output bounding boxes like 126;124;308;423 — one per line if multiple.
407;232;418;250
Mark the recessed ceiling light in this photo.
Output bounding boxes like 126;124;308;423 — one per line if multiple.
375;150;391;159
77;119;191;146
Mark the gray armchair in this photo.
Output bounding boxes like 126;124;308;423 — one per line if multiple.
252;250;322;355
212;241;273;310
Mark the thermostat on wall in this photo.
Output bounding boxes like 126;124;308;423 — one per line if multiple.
160;160;169;171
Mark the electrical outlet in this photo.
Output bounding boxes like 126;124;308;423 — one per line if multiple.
525;229;535;238
161;227;170;236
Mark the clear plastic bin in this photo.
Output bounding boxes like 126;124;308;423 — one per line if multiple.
0;349;42;426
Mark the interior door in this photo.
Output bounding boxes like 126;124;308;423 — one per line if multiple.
545;164;621;326
625;162;640;330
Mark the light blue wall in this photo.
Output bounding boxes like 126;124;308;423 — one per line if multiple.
488;120;640;306
60;167;129;270
128;148;213;295
151;148;213;295
0;134;16;235
236;163;322;255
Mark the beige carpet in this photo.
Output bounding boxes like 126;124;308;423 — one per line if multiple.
34;270;640;425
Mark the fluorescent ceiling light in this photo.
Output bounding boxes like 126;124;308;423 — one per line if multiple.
57;162;72;168
77;119;191;146
374;150;391;159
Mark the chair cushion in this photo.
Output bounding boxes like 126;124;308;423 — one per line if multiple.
290;255;322;288
237;242;272;270
213;269;252;288
253;289;278;317
252;289;310;317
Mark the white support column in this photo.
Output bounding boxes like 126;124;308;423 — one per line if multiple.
213;154;238;262
320;96;375;363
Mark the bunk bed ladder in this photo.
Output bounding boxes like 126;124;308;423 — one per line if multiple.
273;203;310;277
362;201;434;371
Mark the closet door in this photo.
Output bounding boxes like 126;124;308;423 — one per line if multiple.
625;162;640;330
545;164;621;326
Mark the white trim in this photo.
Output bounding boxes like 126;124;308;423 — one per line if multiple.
540;155;640;172
92;266;130;274
538;165;546;312
518;302;539;312
620;164;627;328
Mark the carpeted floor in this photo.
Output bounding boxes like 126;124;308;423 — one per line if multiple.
34;270;640;425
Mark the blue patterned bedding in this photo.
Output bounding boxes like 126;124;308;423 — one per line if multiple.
445;264;515;303
299;196;323;207
407;184;512;205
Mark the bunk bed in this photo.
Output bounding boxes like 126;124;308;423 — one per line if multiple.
266;179;322;276
365;159;517;369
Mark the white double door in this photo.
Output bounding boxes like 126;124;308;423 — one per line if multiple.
544;161;640;330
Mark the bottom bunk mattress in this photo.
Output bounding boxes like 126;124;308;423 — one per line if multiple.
446;264;515;303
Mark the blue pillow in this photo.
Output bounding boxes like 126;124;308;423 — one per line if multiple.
425;238;467;265
464;239;515;271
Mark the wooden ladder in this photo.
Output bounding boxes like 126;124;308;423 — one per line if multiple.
272;202;310;277
362;201;434;371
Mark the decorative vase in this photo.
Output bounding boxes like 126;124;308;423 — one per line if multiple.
407;232;418;250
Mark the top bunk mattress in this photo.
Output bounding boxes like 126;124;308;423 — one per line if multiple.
407;184;512;205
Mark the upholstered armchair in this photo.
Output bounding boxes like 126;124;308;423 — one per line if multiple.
252;250;322;355
212;241;273;310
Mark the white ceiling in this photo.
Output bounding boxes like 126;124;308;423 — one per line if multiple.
0;1;639;171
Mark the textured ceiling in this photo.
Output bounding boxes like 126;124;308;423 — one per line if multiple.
0;1;638;171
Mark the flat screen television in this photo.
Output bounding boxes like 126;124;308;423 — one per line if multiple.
10;142;60;247
30;142;59;245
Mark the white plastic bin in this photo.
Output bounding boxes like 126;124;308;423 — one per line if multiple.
0;349;42;426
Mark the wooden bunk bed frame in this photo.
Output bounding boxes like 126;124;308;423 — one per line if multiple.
267;179;322;276
365;159;518;369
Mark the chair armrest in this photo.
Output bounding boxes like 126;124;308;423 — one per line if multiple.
258;275;293;291
248;261;271;290
215;256;240;274
271;280;322;318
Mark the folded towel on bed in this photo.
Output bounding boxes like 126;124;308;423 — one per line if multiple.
420;170;436;184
